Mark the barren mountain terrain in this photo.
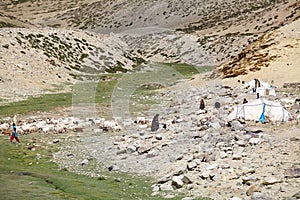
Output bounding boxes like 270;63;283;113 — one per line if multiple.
0;0;299;104
0;1;300;200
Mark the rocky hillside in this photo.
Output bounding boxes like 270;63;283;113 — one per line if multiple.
0;27;148;103
1;0;299;66
212;18;300;87
0;0;299;102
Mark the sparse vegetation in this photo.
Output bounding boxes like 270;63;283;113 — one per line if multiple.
17;32;90;68
0;132;210;200
0;93;72;117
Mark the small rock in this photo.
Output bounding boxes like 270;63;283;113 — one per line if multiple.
2;44;9;49
232;147;244;160
229;197;242;200
152;185;160;192
251;192;269;200
35;154;41;160
242;176;259;184
242;168;256;175
137;145;152;154
93;128;103;134
249;138;260;145
279;186;286;192
209;122;221;130
155;134;162;140
80;159;89;166
284;167;300;178
171;176;184;189
146;149;159;158
236;140;246;147
200;170;210;179
158;175;171;184
173;167;186;176
182;175;193;184
206;163;218;170
126;145;137;153
247;185;261;196
182;197;195;200
231;120;244;131
159;182;174;191
116;149;127;155
219;151;228;159
290;137;299;141
187;161;198;170
176;154;184;160
220;163;230;169
53;139;60;143
108;165;119;171
262;177;282;185
290;190;300;199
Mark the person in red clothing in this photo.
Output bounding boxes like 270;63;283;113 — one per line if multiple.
10;122;20;143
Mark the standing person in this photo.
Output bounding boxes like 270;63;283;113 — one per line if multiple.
151;114;159;132
243;98;248;104
10;122;20;143
199;99;205;110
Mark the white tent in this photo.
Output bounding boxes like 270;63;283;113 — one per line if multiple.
245;79;276;96
255;87;276;96
227;99;292;122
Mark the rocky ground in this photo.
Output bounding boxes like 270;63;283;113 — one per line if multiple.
46;76;300;200
0;0;299;105
0;1;299;199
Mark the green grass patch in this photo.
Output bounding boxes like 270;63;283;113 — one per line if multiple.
0;93;72;117
0;64;214;117
0;133;210;200
162;63;215;78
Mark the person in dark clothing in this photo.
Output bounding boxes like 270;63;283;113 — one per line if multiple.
199;99;205;110
254;78;261;88
151;114;159;132
243;98;248;104
10;122;20;143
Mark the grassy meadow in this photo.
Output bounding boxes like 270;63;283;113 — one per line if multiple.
0;133;211;200
0;63;213;117
0;63;213;199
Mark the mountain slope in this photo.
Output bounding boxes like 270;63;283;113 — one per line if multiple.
0;28;145;103
1;0;298;67
212;18;300;87
0;0;299;102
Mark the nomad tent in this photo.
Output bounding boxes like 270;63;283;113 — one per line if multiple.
227;99;292;122
245;79;276;96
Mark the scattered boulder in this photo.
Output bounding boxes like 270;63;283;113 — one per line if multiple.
171;176;184;189
232;147;245;160
249;138;260;145
182;175;193;184
231;120;244;131
289;191;300;200
53;139;60;143
80;159;89;166
251;192;270;200
159;182;174;191
262;177;282;185
284;167;300;178
187;161;198;171
108;165;119;171
246;185;261;196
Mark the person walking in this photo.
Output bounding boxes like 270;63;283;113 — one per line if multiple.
199;99;205;110
10;122;20;143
